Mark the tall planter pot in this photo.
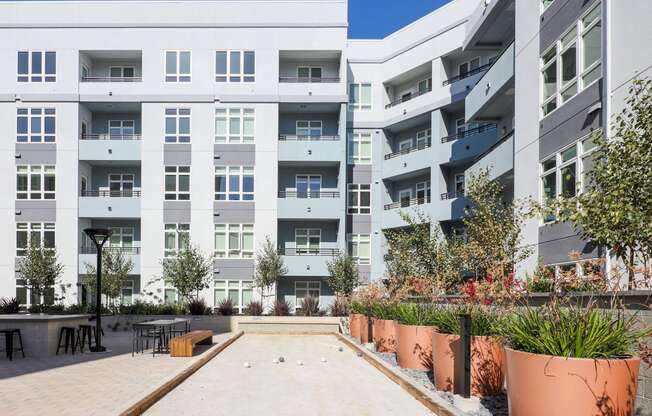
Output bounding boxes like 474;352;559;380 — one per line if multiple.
349;314;363;340
505;348;640;416
395;323;434;371
432;332;504;396
359;315;370;344
373;319;397;353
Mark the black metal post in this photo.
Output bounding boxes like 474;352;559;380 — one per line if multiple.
459;314;471;398
91;242;105;352
367;307;373;344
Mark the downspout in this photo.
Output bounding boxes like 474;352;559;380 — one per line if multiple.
602;0;614;286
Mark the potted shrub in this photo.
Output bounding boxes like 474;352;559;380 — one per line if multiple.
395;303;437;370
371;301;398;353
431;305;505;396
349;300;365;341
501;302;645;416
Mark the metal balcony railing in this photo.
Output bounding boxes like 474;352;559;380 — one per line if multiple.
279;77;340;83
385;87;432;109
80;246;141;254
384;142;432;160
81;76;142;83
440;190;465;200
278;191;340;198
383;196;431;211
80;190;141;197
277;247;339;256
81;134;142;141
279;134;340;141
442;63;492;86
440;124;497;143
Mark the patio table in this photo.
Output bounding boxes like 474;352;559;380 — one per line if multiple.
132;318;190;354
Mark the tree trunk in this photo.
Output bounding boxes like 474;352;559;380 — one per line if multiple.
628;249;636;290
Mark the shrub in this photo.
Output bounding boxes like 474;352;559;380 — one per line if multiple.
349;300;367;315
271;298;291;316
217;298;234;316
371;301;398;320
245;300;264;316
395;303;439;326
329;297;349;317
187;298;209;315
0;297;20;314
430;304;502;336
299;296;320;316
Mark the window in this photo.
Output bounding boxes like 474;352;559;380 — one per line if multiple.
416;128;431;147
17;165;55;200
296;121;322;137
454;174;465;196
164;284;177;304
348;132;372;164
541;46;558;115
215;50;255;82
215;108;254;143
164;223;189;257
215;166;254;200
121;281;134;305
17;108;56;143
417;78;432;94
295;281;320;306
214;224;254;258
17;51;56;82
581;2;602;86
109;120;135;139
214;280;253;313
109;66;135;78
107;227;134;249
296;175;321;198
295;229;320;254
542;0;555;11
399;189;412;207
458;57;480;76
164;166;190;200
165;51;191;82
297;66;322;80
349;234;370;265
165;108;191;143
81;65;89;79
399;139;413;151
560;27;578;102
349;83;371;111
347;184;371;214
108;173;135;195
16;222;55;256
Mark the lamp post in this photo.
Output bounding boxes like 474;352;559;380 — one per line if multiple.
83;228;113;353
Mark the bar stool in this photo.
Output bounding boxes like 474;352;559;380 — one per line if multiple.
0;329;25;360
77;324;93;352
56;326;78;355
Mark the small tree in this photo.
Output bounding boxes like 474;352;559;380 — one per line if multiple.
254;236;287;302
161;242;212;301
84;249;134;308
326;252;360;296
19;239;64;306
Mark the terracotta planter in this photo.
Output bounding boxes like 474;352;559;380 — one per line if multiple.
349;314;363;340
505;348;640;416
373;319;397;353
395;323;434;370
359;315;370;343
432;332;504;396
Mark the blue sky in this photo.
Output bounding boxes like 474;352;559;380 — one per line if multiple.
348;0;454;39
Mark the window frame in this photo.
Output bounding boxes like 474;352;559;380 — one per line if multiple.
214;224;254;259
348;233;371;265
580;2;602;88
16;222;55;257
16;165;55;200
164;50;191;83
215;50;255;83
17;51;56;83
164;166;190;201
297;66;323;80
214;279;254;313
295;174;321;198
295;120;323;138
214;166;254;201
295;281;321;307
347;183;371;214
295;228;321;254
165;108;191;143
348;83;372;111
164;223;190;257
109;66;136;79
348;131;372;165
17;108;56;143
215;107;255;144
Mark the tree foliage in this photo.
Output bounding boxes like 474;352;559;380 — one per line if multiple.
254;236;287;301
19;240;64;306
161;242;212;301
326;251;360;296
84;249;134;306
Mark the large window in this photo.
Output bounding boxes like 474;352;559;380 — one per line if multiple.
17;108;56;143
164;166;190;200
348;132;372;164
296;175;321;198
214;224;254;258
164;223;189;257
215;108;254;143
295;281;320;306
16;222;55;256
295;229;321;254
215;51;255;83
108;173;135;194
347;184;371;214
349;83;372;111
108;227;134;249
121;281;134;305
109;120;136;138
17;165;55;200
165;51;191;82
349;234;371;265
214;280;253;313
17;51;56;82
215;166;254;201
296;120;322;137
165;108;191;143
540;2;601;117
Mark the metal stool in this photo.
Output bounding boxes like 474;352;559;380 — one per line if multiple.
77;324;93;352
0;329;25;360
56;326;78;355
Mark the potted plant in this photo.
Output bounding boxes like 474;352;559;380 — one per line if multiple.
371;301;398;353
395;303;437;370
431;304;505;396
501;302;645;416
349;300;365;341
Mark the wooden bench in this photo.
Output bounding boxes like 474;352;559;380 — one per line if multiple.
170;330;213;357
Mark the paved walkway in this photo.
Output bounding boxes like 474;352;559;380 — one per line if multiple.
0;331;233;416
146;334;433;416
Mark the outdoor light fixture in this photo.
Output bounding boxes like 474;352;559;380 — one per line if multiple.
83;227;113;353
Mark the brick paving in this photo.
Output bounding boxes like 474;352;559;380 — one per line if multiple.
0;331;233;416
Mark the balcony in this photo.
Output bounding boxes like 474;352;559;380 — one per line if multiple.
440;190;465;200
440;124;496;143
280;77;340;83
79;190;141;219
466;130;514;182
382;146;432;180
78;246;141;274
277;191;343;220
79;134;142;162
463;0;515;51
442;63;492;87
278;135;343;163
80;76;142;83
382;196;432;229
278;50;344;98
78;50;143;99
278;247;339;277
384;87;432;109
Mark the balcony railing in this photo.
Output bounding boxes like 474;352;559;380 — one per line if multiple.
80;190;141;197
279;134;340;141
385;87;432;109
384;142;432;160
279;77;340;83
81;134;142;141
81;76;142;83
383;196;431;211
278;191;340;198
442;63;492;86
278;247;339;256
80;246;141;255
440;190;465;200
440;124;497;143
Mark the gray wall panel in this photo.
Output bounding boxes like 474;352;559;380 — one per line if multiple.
15;200;57;222
163;144;192;165
213;201;255;223
15;143;57;165
163;201;191;222
213;144;256;166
